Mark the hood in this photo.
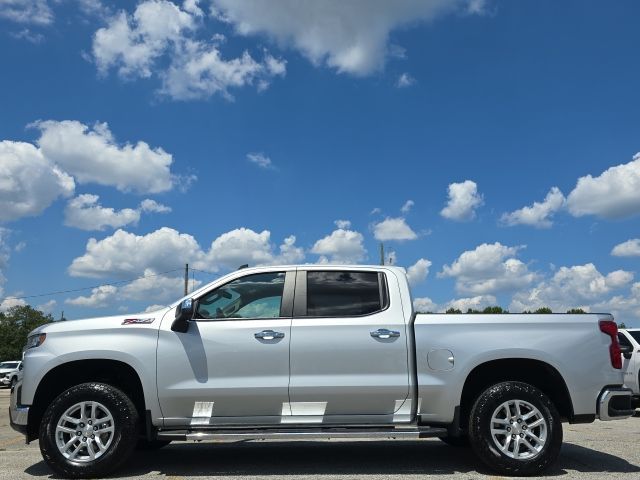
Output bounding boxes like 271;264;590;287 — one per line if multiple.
28;306;171;337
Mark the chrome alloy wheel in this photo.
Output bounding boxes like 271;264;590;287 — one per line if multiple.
490;399;548;460
55;401;115;462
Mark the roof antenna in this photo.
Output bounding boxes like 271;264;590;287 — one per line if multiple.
238;264;249;270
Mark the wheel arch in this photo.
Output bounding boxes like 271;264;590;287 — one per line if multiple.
458;358;574;433
27;359;146;442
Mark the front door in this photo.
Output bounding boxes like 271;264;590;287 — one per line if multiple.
288;269;411;424
157;270;294;427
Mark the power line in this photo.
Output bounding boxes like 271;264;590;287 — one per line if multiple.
0;268;184;302
189;267;218;277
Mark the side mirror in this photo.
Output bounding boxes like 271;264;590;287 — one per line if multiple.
171;298;194;333
620;344;633;360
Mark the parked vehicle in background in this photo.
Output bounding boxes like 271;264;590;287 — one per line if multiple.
1;361;23;389
618;329;640;404
10;265;634;478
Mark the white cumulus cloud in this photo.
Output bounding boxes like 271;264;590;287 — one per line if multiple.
211;0;483;76
406;258;431;286
612;239;640;257
68;226;303;279
34;120;179;194
396;73;416;88
413;297;438;312
66;285;118;308
501;187;566;228
566;152;640;219
0;140;75;221
400;200;414;214
510;263;634;313
68;227;209;278
92;0;286;100
445;295;497;312
311;228;366;263
439;242;537;295
64;195;171;231
207;228;303;269
373;217;418;241
0;0;53;25
246;152;273;169
440;180;483;221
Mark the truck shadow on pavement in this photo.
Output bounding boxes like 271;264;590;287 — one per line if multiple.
24;440;640;478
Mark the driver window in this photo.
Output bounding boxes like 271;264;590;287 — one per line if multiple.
195;272;286;320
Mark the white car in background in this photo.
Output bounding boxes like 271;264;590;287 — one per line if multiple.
618;329;640;404
0;361;23;389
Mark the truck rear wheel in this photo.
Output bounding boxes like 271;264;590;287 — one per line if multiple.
39;382;139;478
468;381;562;476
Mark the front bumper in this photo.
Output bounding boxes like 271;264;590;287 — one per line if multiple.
598;387;635;421
9;382;29;436
1;377;11;386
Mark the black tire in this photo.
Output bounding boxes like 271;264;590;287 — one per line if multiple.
39;382;139;478
439;435;470;447
136;438;171;450
468;381;562;476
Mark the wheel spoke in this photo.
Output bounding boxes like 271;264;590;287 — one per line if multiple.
95;437;107;452
501;435;512;452
525;430;543;444
528;417;545;428
63;437;77;451
492;418;509;425
57;425;77;434
87;441;96;460
63;415;80;425
513;437;521;458
522;437;538;453
69;443;82;459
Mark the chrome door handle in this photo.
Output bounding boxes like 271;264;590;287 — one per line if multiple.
254;330;285;340
370;328;400;339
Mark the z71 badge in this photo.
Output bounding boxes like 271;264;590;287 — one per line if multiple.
122;318;155;325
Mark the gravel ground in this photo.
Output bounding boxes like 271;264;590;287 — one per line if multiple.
1;388;639;479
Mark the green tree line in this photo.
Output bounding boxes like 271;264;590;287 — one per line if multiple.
0;305;53;362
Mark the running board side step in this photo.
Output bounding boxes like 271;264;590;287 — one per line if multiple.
157;427;447;442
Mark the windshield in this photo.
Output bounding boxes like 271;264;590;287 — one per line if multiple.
0;362;19;369
628;331;640;344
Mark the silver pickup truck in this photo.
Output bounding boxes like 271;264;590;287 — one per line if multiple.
10;265;634;478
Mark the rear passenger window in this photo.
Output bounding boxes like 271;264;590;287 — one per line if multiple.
306;271;385;317
618;333;632;349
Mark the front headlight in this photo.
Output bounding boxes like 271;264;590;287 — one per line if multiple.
25;333;46;349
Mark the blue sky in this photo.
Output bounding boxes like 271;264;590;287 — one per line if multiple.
1;0;639;323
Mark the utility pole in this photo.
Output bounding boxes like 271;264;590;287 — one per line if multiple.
379;243;385;266
184;263;189;296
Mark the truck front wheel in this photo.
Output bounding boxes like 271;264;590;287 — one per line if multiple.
39;382;139;478
468;381;562;476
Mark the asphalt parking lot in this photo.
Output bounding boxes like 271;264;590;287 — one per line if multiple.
1;388;640;479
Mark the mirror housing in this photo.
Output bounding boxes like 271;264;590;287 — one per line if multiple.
620;343;633;360
171;298;194;333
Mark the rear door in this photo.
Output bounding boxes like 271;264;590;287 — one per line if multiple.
287;268;410;424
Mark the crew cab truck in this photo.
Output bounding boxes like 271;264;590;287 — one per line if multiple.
10;265;634;478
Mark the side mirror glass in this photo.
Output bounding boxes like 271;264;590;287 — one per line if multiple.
620;344;633;360
171;298;194;333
